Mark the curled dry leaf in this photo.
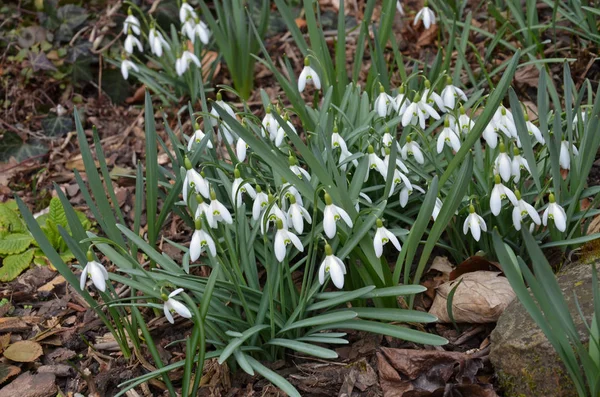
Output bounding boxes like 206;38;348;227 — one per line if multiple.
429;271;516;323
449;256;503;281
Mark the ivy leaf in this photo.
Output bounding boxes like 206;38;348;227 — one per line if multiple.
0;248;35;282
102;69;131;104
28;51;57;72
41;115;74;137
0;132;48;162
55;5;88;42
70;56;93;84
0;234;33;256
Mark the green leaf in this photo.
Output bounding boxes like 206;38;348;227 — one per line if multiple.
0;131;48;163
267;338;338;359
41;115;74;137
102;69;132;104
0;233;33;255
48;197;68;230
307;286;375;311
55;5;88;42
0;248;35;282
0;203;26;233
245;355;301;397
279;311;358;333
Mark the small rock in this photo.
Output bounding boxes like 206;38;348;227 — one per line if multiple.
0;372;56;397
37;364;72;377
490;261;595;397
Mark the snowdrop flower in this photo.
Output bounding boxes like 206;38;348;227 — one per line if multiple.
207;189;233;228
374;219;402;257
236;138;248;162
400;137;425;164
432;197;443;221
396;0;404;15
440;75;467;111
437;117;461;153
456;107;475;135
414;2;436;29
323;192;353;239
423;80;445;112
374;84;394;117
402;93;440;129
210;93;237;144
298;57;321;92
524;114;544;146
559;140;579;170
490;175;518;216
511;148;531;183
493;142;512;183
287;195;312;234
365;145;387;181
162;289;192;324
262;106;279;139
124;33;143;54
123;9;141;35
183;158;210;200
231;169;256;207
400;184;425;208
338;147;358;171
463;205;487;241
331;126;348;151
148;27;170;57
182;18;196;40
542;193;567;232
261;194;288;234
274;219;304;262
252;186;269;221
482;119;499;148
383;148;410;174
188;124;213;150
274;114;296;147
194;194;210;221
493;105;517;139
382;132;394;148
289;155;311;181
120;59;138;80
393;85;410;115
318;243;346;289
512;190;541;231
80;251;109;292
192;20;211;45
355;192;372;212
176;51;201;76
282;181;303;207
190;219;216;260
179;0;197;23
389;169;412;197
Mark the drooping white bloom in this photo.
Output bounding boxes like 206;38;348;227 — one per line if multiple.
414;5;436;29
401;93;440;129
231;169;257;207
383;149;410;174
400;137;425;164
482;119;499;148
542;193;567;232
332;129;348;152
120;59;138;80
123;12;141;35
389;168;412;197
207;190;233;228
261;196;288;234
148;28;170;57
493;143;512;183
298;58;321;92
289;157;311;181
262;107;279;139
183;161;210;200
490;175;518;216
179;1;197;23
423;84;445;112
374;85;394;117
512;191;541;231
440;76;468;111
382;132;394;148
373;219;402;257
274;220;304;262
400;185;425;208
323;193;353;239
190;220;216;260
393;86;410;115
432;197;443;221
192;20;211;45
457;107;475;135
124;34;143;54
525;115;544;146
287;195;312;234
511;148;531;183
559;140;579;170
80;254;109;292
365;145;387;181
194;194;210;220
355;191;373;212
188;125;213;150
318;244;346;289
437;117;461;153
252;187;269;221
493;106;517;139
463;205;487;241
236;138;248;162
396;0;404;15
282;182;303;207
163;289;192;324
176;51;201;76
274;116;297;147
182;18;196;41
338;147;358;171
210;93;237;144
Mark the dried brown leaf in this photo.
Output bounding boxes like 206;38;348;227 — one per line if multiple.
3;340;43;362
449;256;503;281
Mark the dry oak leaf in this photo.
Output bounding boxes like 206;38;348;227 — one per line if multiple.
3;340;43;362
429;271;515;323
